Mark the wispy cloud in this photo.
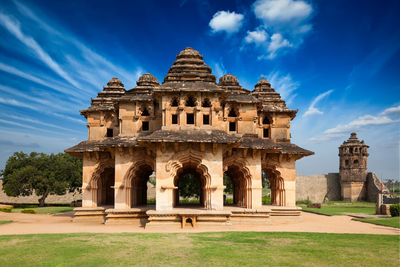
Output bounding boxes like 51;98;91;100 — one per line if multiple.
381;105;400;116
0;12;79;88
303;90;333;117
0;62;85;99
309;106;400;142
267;71;299;105
213;61;226;79
209;10;244;34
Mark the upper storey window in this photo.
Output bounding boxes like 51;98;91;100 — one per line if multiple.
171;97;179;107
263;116;271;124
201;98;211;108
106;128;113;137
141;107;150;116
228;108;238;117
185;96;196;107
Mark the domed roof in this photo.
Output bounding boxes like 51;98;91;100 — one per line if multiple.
137;73;159;87
254;78;272;92
107;77;124;88
163;47;216;84
177;47;202;58
218;74;239;86
340;132;368;147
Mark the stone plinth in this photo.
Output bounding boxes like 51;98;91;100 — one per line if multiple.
73;207;106;223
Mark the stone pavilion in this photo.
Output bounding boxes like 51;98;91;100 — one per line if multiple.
66;47;313;228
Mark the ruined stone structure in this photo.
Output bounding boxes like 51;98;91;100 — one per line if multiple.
339;133;369;201
296;133;385;203
66;48;313;227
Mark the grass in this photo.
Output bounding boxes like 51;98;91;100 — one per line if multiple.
11;206;74;214
354;217;400;229
299;201;376;216
0;221;12;225
0;232;398;266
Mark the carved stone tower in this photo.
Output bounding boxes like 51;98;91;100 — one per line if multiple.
339;132;369;201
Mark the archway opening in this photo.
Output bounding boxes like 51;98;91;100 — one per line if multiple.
174;165;206;207
130;164;153;207
223;165;248;208
97;167;115;206
263;168;285;206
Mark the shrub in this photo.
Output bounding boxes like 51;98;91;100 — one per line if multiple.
307;203;322;209
296;199;312;205
0;206;13;213
21;209;36;214
390;204;400;217
262;195;271;205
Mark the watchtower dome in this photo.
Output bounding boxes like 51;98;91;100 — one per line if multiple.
339;132;369;201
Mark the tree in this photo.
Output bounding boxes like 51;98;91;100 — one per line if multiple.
1;152;82;206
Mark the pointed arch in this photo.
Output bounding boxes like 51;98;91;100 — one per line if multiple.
223;155;252;208
166;150;212;209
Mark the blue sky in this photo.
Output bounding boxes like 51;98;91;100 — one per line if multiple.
0;0;399;179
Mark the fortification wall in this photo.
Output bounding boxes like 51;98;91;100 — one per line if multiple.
0;180;81;204
296;172;385;203
295;173;341;203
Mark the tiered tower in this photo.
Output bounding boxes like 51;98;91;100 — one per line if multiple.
339;132;369;201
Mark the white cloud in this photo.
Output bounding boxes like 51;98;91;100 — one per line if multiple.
245;29;268;44
0;12;79;88
249;0;313;59
267;71;299;105
209;10;244;34
381;105;400;116
254;0;312;25
266;33;292;59
303;90;333;117
309;107;400;142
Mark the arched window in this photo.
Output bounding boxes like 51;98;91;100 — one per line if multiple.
354;159;359;165
263;116;271;124
345;160;349;166
185;96;196;107
201;98;211;108
171;98;179;107
141;107;150;116
228;108;237;117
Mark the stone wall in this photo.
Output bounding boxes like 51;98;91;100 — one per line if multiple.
0;180;81;204
295;173;341;203
366;172;385;202
296;172;385;203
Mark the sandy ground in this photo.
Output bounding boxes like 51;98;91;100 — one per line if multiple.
0;211;399;235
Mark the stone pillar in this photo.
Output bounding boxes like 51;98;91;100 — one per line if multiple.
247;152;263;209
82;153;98;208
277;157;296;207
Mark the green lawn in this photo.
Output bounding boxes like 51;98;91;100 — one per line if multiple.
0;232;398;266
0;221;12;225
354;217;400;229
300;201;376;215
11;206;74;214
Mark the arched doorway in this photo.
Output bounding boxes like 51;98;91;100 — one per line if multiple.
224;165;250;208
173;165;207;208
130;164;153;207
263;168;285;206
97;167;115;206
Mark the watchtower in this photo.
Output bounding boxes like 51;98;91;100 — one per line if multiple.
339;132;369;201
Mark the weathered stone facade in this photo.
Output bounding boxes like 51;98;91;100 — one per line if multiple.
296;133;385;203
66;48;313;226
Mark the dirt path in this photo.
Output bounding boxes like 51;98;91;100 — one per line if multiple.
0;211;399;235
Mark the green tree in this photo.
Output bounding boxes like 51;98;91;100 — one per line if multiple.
1;152;82;206
178;173;201;198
